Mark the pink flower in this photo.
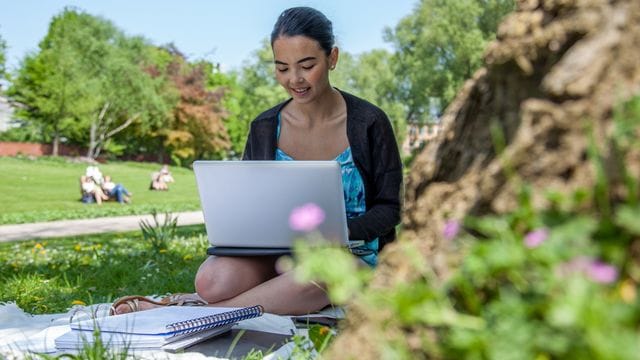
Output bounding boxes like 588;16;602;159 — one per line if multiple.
524;228;548;248
556;257;619;284
443;220;461;240
587;261;618;284
289;203;325;232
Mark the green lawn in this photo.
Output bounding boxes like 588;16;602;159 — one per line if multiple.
0;224;208;314
0;156;201;224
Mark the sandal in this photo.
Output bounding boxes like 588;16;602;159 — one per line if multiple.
159;293;208;306
109;293;208;315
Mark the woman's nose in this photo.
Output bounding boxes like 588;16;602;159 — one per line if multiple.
292;69;304;83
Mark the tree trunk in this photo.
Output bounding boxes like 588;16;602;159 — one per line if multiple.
52;132;60;157
88;102;109;159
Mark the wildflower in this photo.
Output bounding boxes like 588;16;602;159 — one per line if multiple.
183;254;193;261
71;300;86;306
442;220;461;240
289;203;325;232
318;326;330;336
74;244;82;252
524;228;548;248
557;256;619;284
587;261;618;284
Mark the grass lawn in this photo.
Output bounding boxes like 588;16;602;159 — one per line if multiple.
0;224;208;314
0;156;201;225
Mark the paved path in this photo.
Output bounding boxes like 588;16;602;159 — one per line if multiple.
0;211;204;242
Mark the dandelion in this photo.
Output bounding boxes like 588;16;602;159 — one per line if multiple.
74;244;82;252
289;203;325;232
318;326;330;336
524;228;548;248
32;243;44;253
442;220;461;240
587;261;618;284
183;254;193;261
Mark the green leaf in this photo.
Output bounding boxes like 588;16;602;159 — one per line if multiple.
615;205;640;235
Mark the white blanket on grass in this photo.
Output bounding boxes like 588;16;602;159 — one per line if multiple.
0;302;317;360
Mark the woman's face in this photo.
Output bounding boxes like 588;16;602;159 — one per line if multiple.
272;35;337;104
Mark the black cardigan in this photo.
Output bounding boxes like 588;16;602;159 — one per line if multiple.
242;90;403;249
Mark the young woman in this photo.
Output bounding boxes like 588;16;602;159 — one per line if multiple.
112;6;402;316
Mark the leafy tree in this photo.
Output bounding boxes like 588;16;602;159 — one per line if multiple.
0;32;7;84
331;49;407;146
8;8;173;158
220;39;287;157
161;51;230;165
8;9;98;155
386;0;515;122
85;37;173;159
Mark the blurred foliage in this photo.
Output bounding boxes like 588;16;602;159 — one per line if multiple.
213;39;288;158
0;31;6;83
331;50;408;148
294;95;640;359
386;0;515;122
160;53;231;165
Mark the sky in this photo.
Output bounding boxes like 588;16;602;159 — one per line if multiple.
0;0;418;72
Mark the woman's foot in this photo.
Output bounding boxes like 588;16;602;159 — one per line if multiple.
110;296;163;315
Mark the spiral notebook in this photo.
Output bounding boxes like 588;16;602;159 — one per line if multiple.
55;323;234;352
70;305;263;336
57;305;263;351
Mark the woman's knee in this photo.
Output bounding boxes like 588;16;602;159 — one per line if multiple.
194;257;230;302
194;256;277;303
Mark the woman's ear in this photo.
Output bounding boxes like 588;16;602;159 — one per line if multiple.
329;47;339;70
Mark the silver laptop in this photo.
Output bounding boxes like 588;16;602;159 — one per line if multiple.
193;160;349;256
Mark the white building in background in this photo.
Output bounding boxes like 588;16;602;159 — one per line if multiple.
0;95;15;132
402;121;443;155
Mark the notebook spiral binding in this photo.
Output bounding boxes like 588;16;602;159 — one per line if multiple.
165;305;264;335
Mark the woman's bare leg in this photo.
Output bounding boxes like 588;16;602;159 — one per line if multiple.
208;271;331;315
194;256;279;302
112;256;278;314
113;255;331;315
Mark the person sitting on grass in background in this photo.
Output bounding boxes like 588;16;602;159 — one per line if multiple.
110;6;402;316
149;165;174;191
102;175;132;204
80;175;108;205
85;165;104;186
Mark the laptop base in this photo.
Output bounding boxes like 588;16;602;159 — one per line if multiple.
207;247;292;257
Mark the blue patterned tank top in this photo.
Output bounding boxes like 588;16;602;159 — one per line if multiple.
275;113;379;267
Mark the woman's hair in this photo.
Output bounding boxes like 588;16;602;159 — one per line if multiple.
271;7;335;55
